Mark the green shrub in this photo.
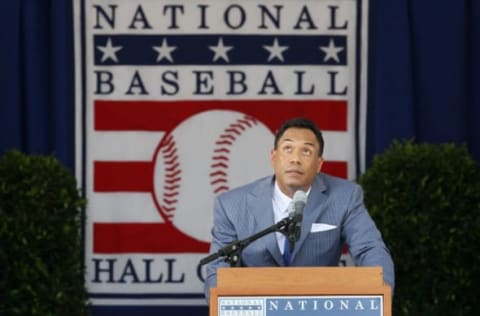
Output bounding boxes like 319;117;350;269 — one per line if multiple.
358;140;480;316
0;150;89;315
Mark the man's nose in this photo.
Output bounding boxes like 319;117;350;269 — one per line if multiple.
289;150;301;163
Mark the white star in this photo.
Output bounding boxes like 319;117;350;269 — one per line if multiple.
263;38;288;62
152;38;177;63
96;38;123;63
208;37;233;63
319;39;344;63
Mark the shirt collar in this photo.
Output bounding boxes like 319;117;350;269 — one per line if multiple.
273;181;292;214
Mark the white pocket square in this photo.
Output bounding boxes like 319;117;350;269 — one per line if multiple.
310;223;337;233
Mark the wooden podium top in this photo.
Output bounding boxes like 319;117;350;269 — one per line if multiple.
210;267;391;316
216;266;386;295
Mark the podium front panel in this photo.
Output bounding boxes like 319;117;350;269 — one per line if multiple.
216;295;384;316
209;267;391;316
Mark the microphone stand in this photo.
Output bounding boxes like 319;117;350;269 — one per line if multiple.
199;216;297;267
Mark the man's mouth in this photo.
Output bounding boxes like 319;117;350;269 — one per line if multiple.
286;170;303;175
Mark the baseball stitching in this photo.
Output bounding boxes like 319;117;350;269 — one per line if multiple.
161;134;181;220
210;115;258;195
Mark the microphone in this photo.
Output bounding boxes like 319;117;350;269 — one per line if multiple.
287;190;307;244
286;190;307;251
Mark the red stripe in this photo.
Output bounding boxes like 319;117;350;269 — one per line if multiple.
322;161;348;179
94;100;347;132
93;160;348;191
93;223;210;253
94;161;153;192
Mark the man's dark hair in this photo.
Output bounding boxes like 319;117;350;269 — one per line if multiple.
274;117;324;156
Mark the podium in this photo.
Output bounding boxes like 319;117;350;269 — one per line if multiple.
210;266;391;316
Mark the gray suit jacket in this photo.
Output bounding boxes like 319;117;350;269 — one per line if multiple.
204;173;394;299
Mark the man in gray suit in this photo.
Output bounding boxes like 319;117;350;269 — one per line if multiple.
204;117;394;300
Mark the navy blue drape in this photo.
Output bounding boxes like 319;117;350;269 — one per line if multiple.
0;1;75;171
367;0;480;166
0;1;479;315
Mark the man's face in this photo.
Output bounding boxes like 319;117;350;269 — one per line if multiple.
270;127;324;197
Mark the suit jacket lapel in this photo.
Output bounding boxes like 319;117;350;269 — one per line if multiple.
247;177;284;266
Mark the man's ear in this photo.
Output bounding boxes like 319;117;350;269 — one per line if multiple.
270;149;276;166
317;157;324;172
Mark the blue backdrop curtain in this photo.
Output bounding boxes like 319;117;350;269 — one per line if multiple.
0;1;75;170
367;0;480;165
1;1;479;315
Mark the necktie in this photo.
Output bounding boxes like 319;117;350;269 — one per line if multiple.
283;237;291;266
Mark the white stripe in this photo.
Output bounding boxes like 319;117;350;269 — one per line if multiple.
91;129;349;161
92;131;165;161
89;193;164;223
88;0;352;34
73;0;83;188
92;66;349;100
322;131;354;162
358;0;369;174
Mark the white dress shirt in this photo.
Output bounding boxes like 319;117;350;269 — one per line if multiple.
272;182;292;254
272;183;311;254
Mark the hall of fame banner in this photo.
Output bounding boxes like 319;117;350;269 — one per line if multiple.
74;0;368;307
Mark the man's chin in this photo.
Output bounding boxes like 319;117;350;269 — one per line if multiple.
285;183;305;193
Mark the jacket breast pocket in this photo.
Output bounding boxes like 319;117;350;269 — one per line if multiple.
304;227;341;255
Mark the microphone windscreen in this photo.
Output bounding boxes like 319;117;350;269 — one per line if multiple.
293;190;307;205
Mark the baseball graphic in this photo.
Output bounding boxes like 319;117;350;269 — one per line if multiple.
153;110;274;242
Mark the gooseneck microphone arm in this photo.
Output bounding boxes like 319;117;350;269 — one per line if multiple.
199;216;295;267
200;190;307;267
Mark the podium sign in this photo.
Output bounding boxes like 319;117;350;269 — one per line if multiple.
218;296;383;316
210;267;391;316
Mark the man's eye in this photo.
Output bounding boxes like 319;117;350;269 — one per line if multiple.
282;146;292;153
302;148;312;156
